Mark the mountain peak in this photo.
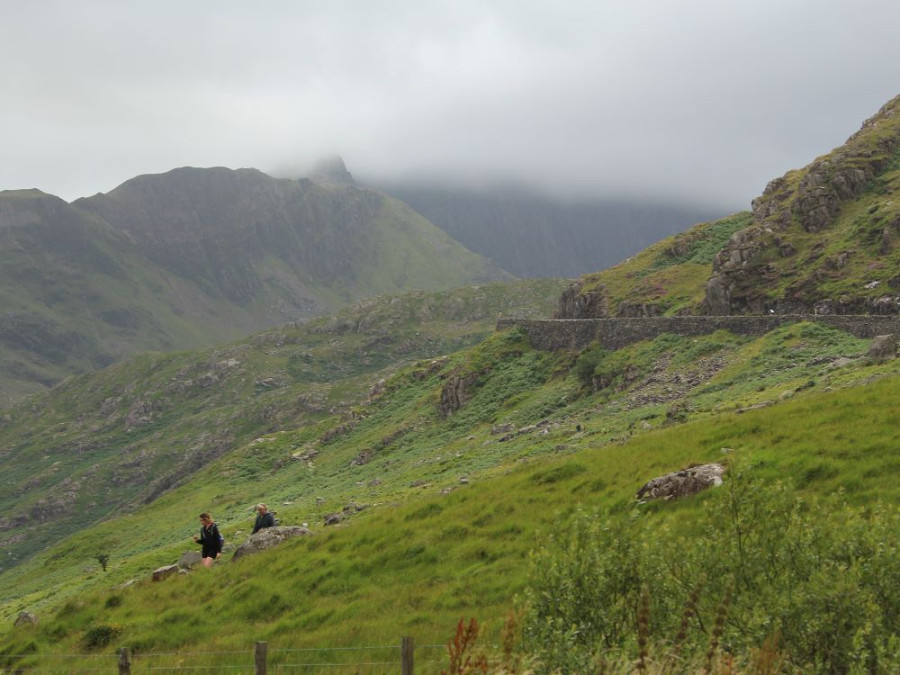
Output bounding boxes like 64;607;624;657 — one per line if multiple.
309;155;354;186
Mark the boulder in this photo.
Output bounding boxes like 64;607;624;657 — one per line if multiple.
151;564;180;582
867;334;896;363
636;463;726;501
231;525;313;561
178;551;203;569
14;611;38;627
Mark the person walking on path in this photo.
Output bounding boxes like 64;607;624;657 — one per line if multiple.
193;512;222;567
252;503;276;534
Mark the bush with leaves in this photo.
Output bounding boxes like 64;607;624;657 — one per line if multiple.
521;471;900;674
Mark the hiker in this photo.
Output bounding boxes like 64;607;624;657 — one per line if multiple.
193;512;222;567
252;503;276;534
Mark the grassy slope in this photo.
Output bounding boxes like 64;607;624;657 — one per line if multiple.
573;212;753;315
2;317;897;669
0;280;566;571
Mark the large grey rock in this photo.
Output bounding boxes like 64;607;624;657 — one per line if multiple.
151;564;179;582
231;526;313;561
867;334;896;363
178;551;203;569
14;611;38;627
636;463;725;501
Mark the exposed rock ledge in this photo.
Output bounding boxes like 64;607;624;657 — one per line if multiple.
636;463;726;501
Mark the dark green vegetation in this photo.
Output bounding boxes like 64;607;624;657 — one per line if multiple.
0;279;565;571
379;182;722;278
2;315;898;672
0;169;509;402
525;472;900;673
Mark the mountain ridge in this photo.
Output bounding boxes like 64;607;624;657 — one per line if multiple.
0;168;510;403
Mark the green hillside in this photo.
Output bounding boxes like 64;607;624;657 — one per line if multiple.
2;315;898;672
0;280;565;572
0;189;223;403
0;171;510;404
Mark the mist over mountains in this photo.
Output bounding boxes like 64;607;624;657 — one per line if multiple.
378;182;722;278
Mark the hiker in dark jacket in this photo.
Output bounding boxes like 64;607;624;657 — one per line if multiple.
252;503;276;534
193;512;222;567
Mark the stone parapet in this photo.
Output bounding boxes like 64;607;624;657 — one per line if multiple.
497;316;900;351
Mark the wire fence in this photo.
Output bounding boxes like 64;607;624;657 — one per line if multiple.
0;640;448;674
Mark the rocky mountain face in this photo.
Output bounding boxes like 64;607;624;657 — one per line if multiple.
705;94;900;315
559;93;900;318
0;169;509;403
378;184;722;278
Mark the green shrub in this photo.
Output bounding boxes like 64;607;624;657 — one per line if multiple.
521;471;900;673
82;624;122;650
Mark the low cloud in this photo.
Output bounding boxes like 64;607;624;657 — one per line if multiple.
2;1;899;210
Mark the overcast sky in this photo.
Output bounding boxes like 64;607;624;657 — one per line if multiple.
2;1;899;211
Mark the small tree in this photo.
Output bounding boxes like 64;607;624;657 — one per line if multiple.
96;553;110;572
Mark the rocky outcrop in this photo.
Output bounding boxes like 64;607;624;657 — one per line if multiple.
230;525;313;561
704;94;900;315
440;373;477;417
792;161;872;233
309;155;355;186
151;564;180;582
324;503;370;526
867;334;896;363
177;551;203;569
636;463;725;501
556;282;609;319
14;611;38;627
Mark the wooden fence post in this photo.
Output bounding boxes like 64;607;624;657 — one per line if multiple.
118;647;131;675
254;641;268;675
401;636;414;675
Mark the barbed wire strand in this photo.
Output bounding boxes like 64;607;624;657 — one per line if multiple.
271;645;398;653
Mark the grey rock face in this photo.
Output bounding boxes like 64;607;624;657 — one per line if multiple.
867;334;897;363
636;463;725;501
178;551;203;569
151;564;180;582
231;526;313;561
14;611;38;627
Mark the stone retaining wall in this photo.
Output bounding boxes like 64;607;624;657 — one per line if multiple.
496;315;900;351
